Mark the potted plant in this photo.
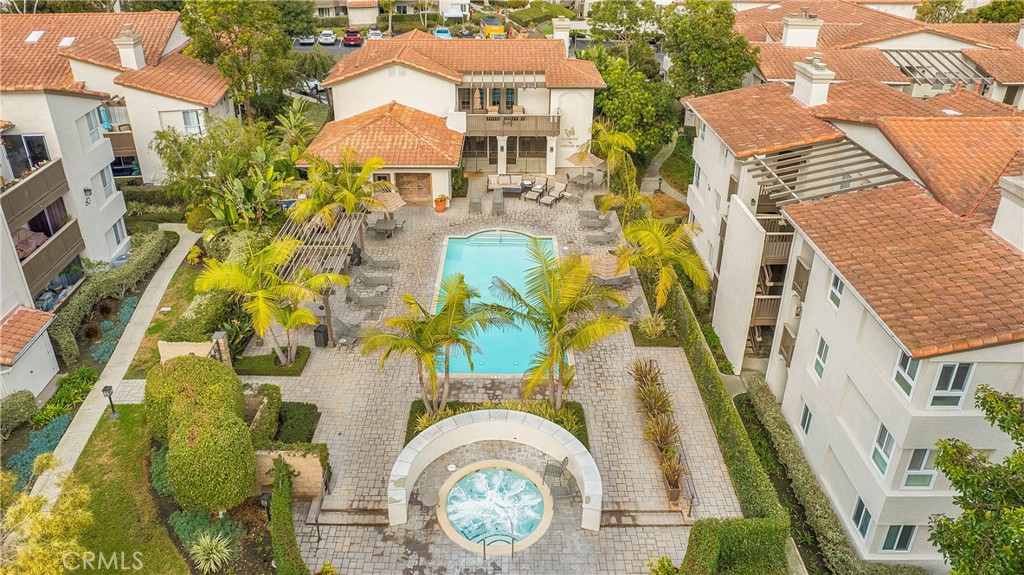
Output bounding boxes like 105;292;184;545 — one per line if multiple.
660;456;685;503
434;194;449;213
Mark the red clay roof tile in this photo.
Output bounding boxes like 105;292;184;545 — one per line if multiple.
0;306;54;367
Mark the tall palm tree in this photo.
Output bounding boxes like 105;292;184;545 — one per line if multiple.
490;240;628;408
583;117;638;188
620;218;709;312
361;275;508;413
195;237;348;365
275;99;319;151
289;147;393;227
600;178;652;224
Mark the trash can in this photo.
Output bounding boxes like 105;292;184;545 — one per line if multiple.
313;324;329;348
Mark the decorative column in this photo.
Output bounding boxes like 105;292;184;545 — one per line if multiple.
496;136;509;175
545;136;558;176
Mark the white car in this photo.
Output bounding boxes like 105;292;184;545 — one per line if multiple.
297;34;316;45
318;30;337;45
367;29;384;40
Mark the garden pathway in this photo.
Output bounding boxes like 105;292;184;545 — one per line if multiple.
640;133;686;202
31;223;200;503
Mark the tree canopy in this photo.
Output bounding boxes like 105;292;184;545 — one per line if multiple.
966;0;1024;22
274;0;316;37
660;0;759;97
916;0;965;23
588;0;660;68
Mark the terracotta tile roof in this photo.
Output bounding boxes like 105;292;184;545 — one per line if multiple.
963;49;1024;84
0;12;180;91
753;43;909;83
926;87;1020;117
784;182;1024;358
810;79;943;122
928;23;1023;49
875;116;1024;222
0;306;54;367
735;0;925;48
114;48;228;107
347;0;379;7
302;101;464;167
323;31;604;88
0;120;11;130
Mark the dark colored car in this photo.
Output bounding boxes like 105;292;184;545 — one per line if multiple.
457;29;475;39
342;27;363;47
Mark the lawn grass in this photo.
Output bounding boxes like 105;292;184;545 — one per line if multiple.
234;345;311;376
124;261;200;379
659;128;695;194
72;405;190;575
507;1;574;27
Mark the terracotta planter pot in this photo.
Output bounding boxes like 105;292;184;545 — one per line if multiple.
434;199;447;213
664;476;682;503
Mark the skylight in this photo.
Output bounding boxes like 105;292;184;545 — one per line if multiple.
25;30;44;43
58;36;76;47
941;109;963;116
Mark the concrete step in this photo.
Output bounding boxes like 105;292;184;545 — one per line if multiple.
306;496;389;525
600;509;693;527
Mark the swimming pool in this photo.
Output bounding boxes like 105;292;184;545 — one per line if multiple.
436;230;553;375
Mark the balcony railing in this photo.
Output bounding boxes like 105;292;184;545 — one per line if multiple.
779;324;797;367
758;214;793;264
751;295;782;326
104;130;137;158
466;113;560;137
1;159;69;230
21;217;85;296
792;258;811;302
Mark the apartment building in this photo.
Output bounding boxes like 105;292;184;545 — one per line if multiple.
314;0;469;25
312;31;603;203
0;12;232;184
735;0;1024;108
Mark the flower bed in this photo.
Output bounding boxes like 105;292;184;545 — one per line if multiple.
405;399;589;449
5;415;72;491
87;295;139;363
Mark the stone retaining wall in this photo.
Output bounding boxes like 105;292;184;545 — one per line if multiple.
254;450;324;500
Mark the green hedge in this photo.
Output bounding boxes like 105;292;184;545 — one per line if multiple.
746;376;929;575
128;211;185;223
268;458;311;575
49;230;179;365
124;218;159;235
278;401;318;443
162;290;234;343
250;384;283;443
379;13;442;34
166;408;256;514
404;399;590;448
120;185;184;206
0;390;37;439
144;355;245;445
507;1;573;27
234;346;311;377
315;15;349;28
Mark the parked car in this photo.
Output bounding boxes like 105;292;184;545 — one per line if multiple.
297;34;316;45
299;78;323;95
457;29;475;39
342;27;363;46
433;27;453;39
367;28;384;40
318;30;337;45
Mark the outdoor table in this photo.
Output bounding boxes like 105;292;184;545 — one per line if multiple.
521;180;534;196
374;219;397;238
570;174;594;190
502;186;521;198
375;284;389;295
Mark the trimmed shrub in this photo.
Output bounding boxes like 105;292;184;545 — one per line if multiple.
0;390;37;439
120;185;184;206
150;446;174;497
49;230;179;365
233;346;311;376
186;205;214;233
278;402;318;443
30;367;99;429
168;509;245;548
249;384;282;443
166;409;256;514
268;458;311;575
125;218;159;235
130;211;185;223
746;376;929;575
144;355;245;444
162;290;234;343
6;414;73;491
316;15;348;28
507;1;573;27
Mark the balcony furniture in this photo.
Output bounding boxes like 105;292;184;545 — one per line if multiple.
578;209;600;219
12;228;48;259
607;297;644;320
542;457;569;483
593;275;632;287
369;218;397;239
550;476;578;500
487;174;523;192
513;105;525;114
20;218;86;296
531;177;547;193
580;213;613;229
332;319;363;349
375;284;390;295
539;182;568;207
486;105;499;114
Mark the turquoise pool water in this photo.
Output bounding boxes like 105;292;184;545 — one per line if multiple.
445;468;545;543
436;230;552;374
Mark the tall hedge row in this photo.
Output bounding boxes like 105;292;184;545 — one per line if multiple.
49;230;179;365
269;458;311;575
746;376;928;575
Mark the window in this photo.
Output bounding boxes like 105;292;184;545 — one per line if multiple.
111;219;126;245
1;134;49;177
930;363;972;408
85;110;101;143
799;403;813;435
317;7;331;17
872;423;895;476
26;30;44;42
852;497;872;539
720;142;730;168
813;336;829;378
395;4;407;13
99;166;115;198
903;449;937;488
373;174;391;183
828;273;844;308
505;88;516;111
893;351;920;396
715;193;721;212
694;164;702;188
882;525;916;552
458;88;472;112
699;120;706;141
182;110;202;135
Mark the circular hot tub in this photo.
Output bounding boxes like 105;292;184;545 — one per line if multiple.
436;460;554;554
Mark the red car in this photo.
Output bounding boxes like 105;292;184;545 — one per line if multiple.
342;27;363;47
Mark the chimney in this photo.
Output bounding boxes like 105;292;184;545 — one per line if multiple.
792;55;835;106
992;173;1024;251
552;17;572;57
1017;19;1024;48
782;8;823;48
113;23;145;70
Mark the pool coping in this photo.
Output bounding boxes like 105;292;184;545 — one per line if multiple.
434;459;555;555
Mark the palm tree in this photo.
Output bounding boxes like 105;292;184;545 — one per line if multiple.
620;218;709;312
380;0;395;34
195;237;348;365
275;99;319;151
600;178;652;224
490;239;628;408
583;117;638;187
289;148;393;228
361;275;509;413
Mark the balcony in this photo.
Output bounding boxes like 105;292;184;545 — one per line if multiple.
758;215;794;264
751;295;782;326
466;113;560;137
792;258;811;302
779;324;797;367
1;159;69;230
103;129;137;158
21;218;86;296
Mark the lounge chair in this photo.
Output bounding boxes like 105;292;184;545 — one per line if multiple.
542;456;569;484
332;319;362;348
363;252;399;270
492;193;505;215
580;213;613;228
550;476;578;500
593;274;632;287
350;268;393;287
346;287;386;308
607;296;644;320
469;193;482;214
578;209;601;219
539;182;568;207
586;229;618;244
531;177;548;193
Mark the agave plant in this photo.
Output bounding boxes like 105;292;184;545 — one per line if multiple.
659;457;686;489
188;532;233;574
643;413;679;453
636;380;674;417
636;313;668;340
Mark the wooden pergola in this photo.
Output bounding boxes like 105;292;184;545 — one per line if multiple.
275;212;367;347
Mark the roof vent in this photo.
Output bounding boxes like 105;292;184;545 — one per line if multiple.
25;30;44;43
58;36;76;47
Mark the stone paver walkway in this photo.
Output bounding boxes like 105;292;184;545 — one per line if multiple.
31;223;200;502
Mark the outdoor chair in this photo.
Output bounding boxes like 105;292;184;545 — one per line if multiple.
351;268;394;288
523;187;544;202
586;230;618;244
593;274;632;288
578;209;601;219
492;193;505;215
550;476;578;500
531;177;548;193
539;182;568;207
580;213;613;229
332;319;362;348
346;287;386;308
363;253;400;270
608;296;644;320
542;456;569;483
469;193;482;214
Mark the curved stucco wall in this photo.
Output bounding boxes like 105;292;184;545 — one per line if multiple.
388;409;602;531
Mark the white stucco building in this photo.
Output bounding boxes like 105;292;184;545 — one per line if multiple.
314;31;604;203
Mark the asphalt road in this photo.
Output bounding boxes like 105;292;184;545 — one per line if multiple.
292;40;359;61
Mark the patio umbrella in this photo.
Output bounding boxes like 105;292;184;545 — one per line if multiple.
567;151;604;169
587;252;630;280
367;191;406;218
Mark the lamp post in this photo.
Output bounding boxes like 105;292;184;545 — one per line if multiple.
101;385;118;419
658;177;663;193
259;492;272;524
